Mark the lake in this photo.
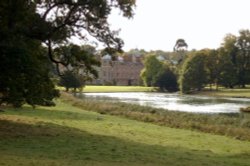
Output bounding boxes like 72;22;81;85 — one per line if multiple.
80;92;250;113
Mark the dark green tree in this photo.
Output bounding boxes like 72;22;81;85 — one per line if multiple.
234;30;250;87
0;40;59;107
140;55;178;91
0;0;135;107
156;64;178;92
59;71;85;92
203;48;237;90
203;49;221;89
217;48;237;88
0;1;59;107
221;31;250;87
179;51;207;93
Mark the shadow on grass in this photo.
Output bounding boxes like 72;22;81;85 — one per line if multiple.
0;119;249;166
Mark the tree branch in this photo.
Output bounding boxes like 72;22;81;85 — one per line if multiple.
46;39;70;76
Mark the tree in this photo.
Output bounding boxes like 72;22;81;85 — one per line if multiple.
35;0;136;74
173;39;188;52
140;55;178;91
0;0;135;107
140;55;163;87
156;63;178;92
203;49;220;89
234;30;250;87
221;31;250;87
217;49;237;88
221;34;238;64
173;39;188;64
203;48;237;89
179;51;207;93
0;40;59;107
54;44;100;78
58;71;85;92
57;44;100;91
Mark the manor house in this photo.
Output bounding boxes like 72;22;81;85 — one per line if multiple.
94;53;143;86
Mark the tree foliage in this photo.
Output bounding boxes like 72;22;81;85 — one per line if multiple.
203;49;219;87
155;64;178;92
0;0;136;107
179;51;207;93
222;30;250;87
202;48;238;89
57;44;100;92
173;39;188;52
141;55;178;92
0;38;59;107
54;44;100;78
0;1;59;107
35;0;136;74
217;48;237;88
140;55;163;87
58;71;85;92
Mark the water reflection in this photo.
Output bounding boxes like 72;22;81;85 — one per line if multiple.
78;92;250;113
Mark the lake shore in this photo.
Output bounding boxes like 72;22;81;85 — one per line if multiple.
81;92;250;113
62;92;250;141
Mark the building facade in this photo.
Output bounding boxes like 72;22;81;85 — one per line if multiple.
94;54;144;86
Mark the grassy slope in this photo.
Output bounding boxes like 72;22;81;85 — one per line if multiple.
1;100;250;166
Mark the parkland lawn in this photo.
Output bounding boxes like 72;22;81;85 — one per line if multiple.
58;85;157;93
200;86;250;98
1;98;250;165
62;85;250;98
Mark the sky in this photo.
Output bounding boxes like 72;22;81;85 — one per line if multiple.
107;0;250;52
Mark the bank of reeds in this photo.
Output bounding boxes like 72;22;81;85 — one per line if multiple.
241;106;250;113
61;92;250;141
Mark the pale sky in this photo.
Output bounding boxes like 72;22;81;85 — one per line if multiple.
108;0;250;52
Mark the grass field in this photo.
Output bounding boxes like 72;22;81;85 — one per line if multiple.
60;85;250;98
200;86;250;98
1;99;250;165
58;85;157;93
62;92;250;141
